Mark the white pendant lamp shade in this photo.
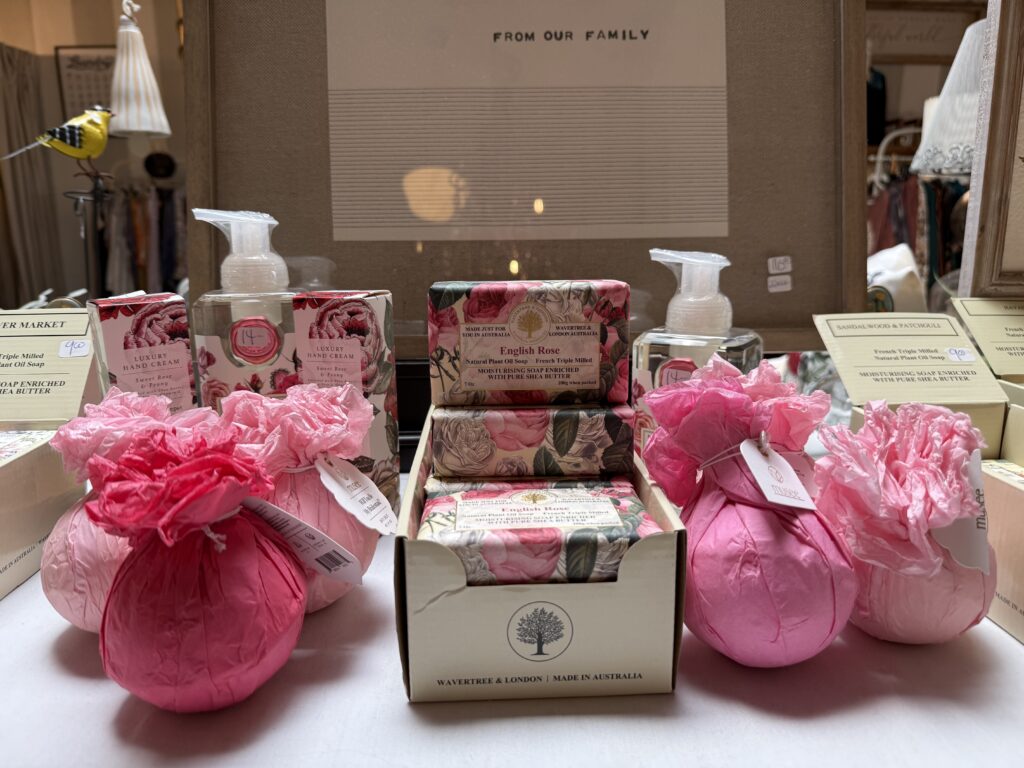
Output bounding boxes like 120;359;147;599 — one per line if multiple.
910;19;985;178
109;4;171;138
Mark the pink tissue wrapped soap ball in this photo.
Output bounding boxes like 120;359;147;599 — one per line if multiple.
816;401;996;644
220;384;379;613
42;388;219;633
643;357;858;667
40;497;130;633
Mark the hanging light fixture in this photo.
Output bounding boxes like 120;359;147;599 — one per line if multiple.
109;1;171;138
910;19;986;178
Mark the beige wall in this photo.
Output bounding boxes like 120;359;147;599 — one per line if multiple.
0;0;185;296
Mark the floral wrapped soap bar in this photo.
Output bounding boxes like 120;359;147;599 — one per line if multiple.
428;280;630;405
431;405;634;478
417;480;661;585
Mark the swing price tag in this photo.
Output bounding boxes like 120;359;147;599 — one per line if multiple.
242;497;363;584
315;455;398;535
740;440;817;510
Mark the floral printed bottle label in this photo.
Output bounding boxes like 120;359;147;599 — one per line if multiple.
656;358;697;386
455;490;620;531
195;332;299;411
229;317;282;365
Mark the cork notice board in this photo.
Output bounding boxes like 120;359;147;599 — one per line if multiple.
186;0;865;356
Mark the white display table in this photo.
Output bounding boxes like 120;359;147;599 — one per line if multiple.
2;484;1021;767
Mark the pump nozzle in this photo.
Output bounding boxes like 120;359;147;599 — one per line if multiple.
651;249;732;336
193;208;289;293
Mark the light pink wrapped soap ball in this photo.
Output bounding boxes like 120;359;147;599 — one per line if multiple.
643;358;858;667
44;388;221;632
221;384;378;612
40;496;131;633
816;401;996;644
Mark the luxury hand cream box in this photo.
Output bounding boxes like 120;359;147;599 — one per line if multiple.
395;406;685;702
293;290;400;511
88;292;193;412
814;313;1008;457
427;280;630;407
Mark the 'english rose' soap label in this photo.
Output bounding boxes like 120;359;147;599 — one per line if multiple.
455;489;621;531
460;319;601;391
428;280;630;405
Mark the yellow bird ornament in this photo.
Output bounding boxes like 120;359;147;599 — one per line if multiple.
1;105;112;176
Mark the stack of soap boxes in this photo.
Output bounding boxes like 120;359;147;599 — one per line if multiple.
395;280;686;702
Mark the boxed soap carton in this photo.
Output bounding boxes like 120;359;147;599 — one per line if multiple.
427;280;630;406
395;407;685;702
293;290;400;510
952;298;1024;408
0;309;96;599
88;292;194;412
814;313;1008;458
429;405;634;478
981;453;1024;644
0;432;82;600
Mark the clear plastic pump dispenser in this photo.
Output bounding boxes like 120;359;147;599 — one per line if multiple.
191;208;298;408
632;249;764;453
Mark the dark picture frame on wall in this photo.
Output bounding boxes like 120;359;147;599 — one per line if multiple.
54;45;116;119
962;0;1024;296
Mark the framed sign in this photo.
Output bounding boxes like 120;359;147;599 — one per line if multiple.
866;1;984;65
54;45;116;118
961;1;1024;297
185;0;865;355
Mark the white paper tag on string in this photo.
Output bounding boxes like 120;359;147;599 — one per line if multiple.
242;497;363;584
931;449;990;574
315;455;398;535
779;451;819;497
740;440;816;510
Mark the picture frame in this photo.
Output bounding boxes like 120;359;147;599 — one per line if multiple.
54;45;116;119
866;1;985;66
961;1;1024;297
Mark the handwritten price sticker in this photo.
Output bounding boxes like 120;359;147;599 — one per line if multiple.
947;347;977;363
57;339;91;358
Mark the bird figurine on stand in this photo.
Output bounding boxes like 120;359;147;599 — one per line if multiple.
1;105;113;179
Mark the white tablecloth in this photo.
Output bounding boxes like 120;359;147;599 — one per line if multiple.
2;494;1022;766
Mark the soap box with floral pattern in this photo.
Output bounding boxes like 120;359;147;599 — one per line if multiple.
428;280;629;406
293;290;400;511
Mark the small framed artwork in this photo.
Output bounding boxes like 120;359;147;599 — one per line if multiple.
55;45;116;119
962;2;1024;296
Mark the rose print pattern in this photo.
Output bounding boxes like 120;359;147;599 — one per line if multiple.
428;280;630;405
122;303;190;350
430;406;634;478
417;482;660;585
306;298;390;396
431;410;497;476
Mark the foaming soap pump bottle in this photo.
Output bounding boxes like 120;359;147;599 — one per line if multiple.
191;208;299;410
632;249;763;453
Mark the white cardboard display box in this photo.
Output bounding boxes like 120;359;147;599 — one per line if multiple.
395;407;686;702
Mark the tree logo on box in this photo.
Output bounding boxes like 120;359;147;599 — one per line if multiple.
508;601;573;661
508;302;551;344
